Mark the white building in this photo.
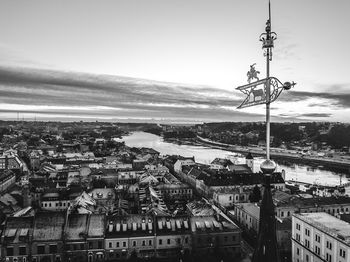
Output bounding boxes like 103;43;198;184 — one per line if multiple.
174;159;195;174
292;212;350;262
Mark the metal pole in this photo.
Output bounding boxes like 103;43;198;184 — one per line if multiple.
266;0;271;161
266;48;270;160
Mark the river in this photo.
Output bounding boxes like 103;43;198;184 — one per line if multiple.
115;131;349;186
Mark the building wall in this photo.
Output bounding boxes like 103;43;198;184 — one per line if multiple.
0;173;16;193
41;200;71;211
104;237;129;261
31;241;64;262
292;215;350;262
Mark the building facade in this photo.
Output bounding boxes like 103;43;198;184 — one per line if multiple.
292;212;350;262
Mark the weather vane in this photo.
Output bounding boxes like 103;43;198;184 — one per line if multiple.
235;1;295;160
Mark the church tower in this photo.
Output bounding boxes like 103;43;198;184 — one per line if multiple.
251;160;280;262
245;152;254;172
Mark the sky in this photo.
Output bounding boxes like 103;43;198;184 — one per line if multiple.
0;0;349;123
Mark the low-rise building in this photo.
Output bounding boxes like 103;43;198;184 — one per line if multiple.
292;212;350;262
1;216;33;262
213;187;251;208
64;214;89;262
87;214;105;262
155;217;192;258
105;215;155;260
0;170;16;193
31;212;65;262
190;216;241;259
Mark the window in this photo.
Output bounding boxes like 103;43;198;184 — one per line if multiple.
315;234;320;243
89;242;93;249
116;242;119;248
326;253;332;262
305;239;310;249
123;242;126;247
19;246;26;255
315;246;320;255
133;241;136;247
98;241;102;249
177;238;181;244
326;241;332;250
142;240;145;246
159;239;162;245
109;242;112;248
296;223;300;230
7;247;14;256
80;244;84;250
49;245;57;254
306;254;309;262
38;245;45;254
296;233;300;242
340;248;346;258
149;240;152;246
281;211;284;217
167;239;170;245
185;237;188;244
305;228;310;236
296;248;299;255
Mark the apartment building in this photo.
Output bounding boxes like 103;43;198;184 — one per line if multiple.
292;212;350;262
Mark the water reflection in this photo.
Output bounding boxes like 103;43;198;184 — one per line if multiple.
116;132;349;186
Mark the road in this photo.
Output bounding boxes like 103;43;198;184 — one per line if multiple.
196;135;350;169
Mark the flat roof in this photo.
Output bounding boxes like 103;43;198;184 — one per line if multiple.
295;212;350;244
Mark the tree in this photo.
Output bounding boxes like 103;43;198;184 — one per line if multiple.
249;185;261;202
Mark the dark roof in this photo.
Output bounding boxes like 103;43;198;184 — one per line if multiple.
276;196;350;208
0;170;15;182
246;152;254;159
33;212;65;241
231;164;252;174
65;214;89;241
196;169;284;187
210;158;233;167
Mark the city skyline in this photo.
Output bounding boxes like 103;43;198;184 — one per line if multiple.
0;0;349;123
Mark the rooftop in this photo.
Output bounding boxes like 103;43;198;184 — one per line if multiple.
33;212;65;241
235;203;260;219
65;214;88;241
88;214;105;238
295;212;350;244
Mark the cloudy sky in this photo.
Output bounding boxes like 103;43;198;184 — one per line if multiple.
0;0;349;123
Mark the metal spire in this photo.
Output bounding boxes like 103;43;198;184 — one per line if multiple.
235;1;295;261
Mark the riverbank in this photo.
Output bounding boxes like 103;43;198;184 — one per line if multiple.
194;135;350;171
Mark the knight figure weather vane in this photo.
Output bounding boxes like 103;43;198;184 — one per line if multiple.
236;3;296;261
236;1;295;161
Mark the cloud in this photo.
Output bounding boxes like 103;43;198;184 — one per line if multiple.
0;65;268;122
298;113;332;118
280;90;350;108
